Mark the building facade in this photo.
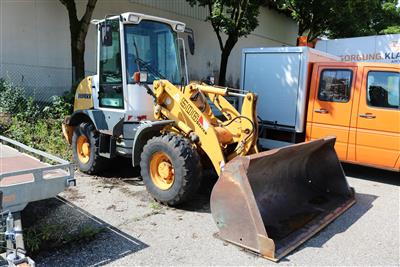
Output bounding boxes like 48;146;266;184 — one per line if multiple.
0;0;297;100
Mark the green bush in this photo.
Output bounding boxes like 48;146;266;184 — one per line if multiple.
0;78;27;115
0;79;73;160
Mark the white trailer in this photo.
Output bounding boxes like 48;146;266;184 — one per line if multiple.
0;135;75;266
240;47;338;148
315;34;400;64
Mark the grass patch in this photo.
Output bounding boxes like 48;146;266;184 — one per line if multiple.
25;220;105;256
22;198;106;256
149;201;163;211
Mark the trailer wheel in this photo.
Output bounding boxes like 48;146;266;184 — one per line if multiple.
72;122;106;174
140;133;202;206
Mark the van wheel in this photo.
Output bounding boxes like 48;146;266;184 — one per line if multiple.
72;122;106;174
140;133;202;206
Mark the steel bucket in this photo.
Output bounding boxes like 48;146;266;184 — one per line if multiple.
210;137;355;261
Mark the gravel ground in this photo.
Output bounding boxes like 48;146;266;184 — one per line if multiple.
26;161;399;266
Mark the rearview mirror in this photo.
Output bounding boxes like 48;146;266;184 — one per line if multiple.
185;28;195;55
101;24;113;46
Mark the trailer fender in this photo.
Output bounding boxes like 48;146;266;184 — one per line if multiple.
132;120;174;167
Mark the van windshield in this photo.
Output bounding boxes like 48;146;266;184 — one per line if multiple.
124;21;181;84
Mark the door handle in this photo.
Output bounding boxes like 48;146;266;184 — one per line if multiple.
314;108;329;114
359;113;376;119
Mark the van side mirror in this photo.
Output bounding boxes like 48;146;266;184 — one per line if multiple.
101;24;113;46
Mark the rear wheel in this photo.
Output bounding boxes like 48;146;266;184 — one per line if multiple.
140;133;202;206
72;122;106;174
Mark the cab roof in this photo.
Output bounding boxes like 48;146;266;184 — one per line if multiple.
91;12;186;32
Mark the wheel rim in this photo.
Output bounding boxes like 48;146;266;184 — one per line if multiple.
149;152;175;190
77;135;90;164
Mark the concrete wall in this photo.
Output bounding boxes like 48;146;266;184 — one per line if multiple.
0;0;297;99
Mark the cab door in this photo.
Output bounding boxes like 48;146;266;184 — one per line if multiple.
308;66;356;160
355;68;400;170
98;19;125;110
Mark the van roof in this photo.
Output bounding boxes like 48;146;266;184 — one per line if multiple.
314;61;400;69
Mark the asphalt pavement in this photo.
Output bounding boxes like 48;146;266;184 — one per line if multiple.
29;161;399;266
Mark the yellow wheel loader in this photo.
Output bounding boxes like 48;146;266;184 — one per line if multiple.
62;12;356;261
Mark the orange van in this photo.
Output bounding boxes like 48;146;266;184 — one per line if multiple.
241;47;399;171
306;62;400;171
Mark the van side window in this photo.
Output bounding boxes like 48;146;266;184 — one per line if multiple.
318;70;352;103
367;71;399;109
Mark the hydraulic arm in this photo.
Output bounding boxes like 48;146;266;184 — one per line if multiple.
152;80;258;174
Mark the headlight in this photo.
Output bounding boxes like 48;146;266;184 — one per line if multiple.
175;23;185;32
128;14;140;23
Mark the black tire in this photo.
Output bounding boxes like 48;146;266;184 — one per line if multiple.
72;122;106;174
140;133;202;206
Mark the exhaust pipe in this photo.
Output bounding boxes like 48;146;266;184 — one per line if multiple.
210;137;355;261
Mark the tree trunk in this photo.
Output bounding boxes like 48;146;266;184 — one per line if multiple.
218;36;237;86
70;32;86;83
218;50;229;86
59;0;97;85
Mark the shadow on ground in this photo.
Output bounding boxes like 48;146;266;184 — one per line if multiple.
95;157;216;214
174;169;218;213
100;157;140;179
280;191;377;262
22;197;148;266
342;163;400;186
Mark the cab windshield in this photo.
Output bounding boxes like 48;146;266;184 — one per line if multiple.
124;20;182;84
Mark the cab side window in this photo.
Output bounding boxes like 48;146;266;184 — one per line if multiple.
99;20;124;109
318;69;352;103
367;71;399;109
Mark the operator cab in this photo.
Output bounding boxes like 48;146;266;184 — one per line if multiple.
91;13;188;120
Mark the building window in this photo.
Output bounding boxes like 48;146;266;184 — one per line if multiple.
318;69;352;103
367;71;399;109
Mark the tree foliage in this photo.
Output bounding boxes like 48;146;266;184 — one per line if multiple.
269;0;400;41
187;0;262;86
377;0;400;34
325;0;383;38
267;0;335;41
59;0;98;83
326;0;400;38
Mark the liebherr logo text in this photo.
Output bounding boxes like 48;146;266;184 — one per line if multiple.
180;98;207;134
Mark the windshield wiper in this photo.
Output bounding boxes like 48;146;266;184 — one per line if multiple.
133;40;165;81
135;57;166;80
132;40;157;102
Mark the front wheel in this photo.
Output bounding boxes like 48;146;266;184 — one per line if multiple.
72;122;106;174
140;133;202;206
